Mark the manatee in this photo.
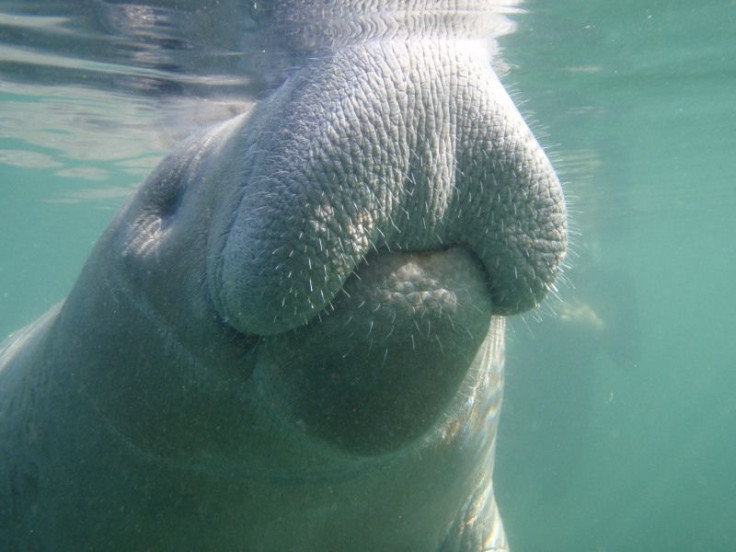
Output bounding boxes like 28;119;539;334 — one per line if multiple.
0;1;566;550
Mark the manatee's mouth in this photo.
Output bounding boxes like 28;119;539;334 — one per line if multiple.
253;247;493;455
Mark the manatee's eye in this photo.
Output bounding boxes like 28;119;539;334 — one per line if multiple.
144;156;190;226
155;178;184;225
123;163;187;257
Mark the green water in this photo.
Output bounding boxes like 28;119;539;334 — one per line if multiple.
495;1;736;550
1;1;735;550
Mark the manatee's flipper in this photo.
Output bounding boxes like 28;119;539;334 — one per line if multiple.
439;479;509;552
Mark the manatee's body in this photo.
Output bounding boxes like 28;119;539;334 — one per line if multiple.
0;2;566;550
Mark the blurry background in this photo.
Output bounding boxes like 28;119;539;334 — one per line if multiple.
495;1;736;550
1;1;735;550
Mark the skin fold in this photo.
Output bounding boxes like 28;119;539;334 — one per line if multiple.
0;2;566;550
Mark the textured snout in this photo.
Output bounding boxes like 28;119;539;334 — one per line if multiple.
211;40;566;337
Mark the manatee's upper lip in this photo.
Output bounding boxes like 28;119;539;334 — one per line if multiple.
212;184;565;338
207;41;566;337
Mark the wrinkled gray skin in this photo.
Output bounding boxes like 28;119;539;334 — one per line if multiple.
0;2;566;550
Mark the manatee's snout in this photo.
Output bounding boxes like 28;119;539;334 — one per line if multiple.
209;19;566;338
257;247;493;454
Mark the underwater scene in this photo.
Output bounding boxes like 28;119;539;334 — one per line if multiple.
1;0;735;550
